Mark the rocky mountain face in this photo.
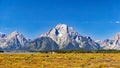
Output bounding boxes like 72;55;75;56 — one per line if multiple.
0;31;29;50
26;37;59;51
2;24;120;51
96;33;120;50
41;24;100;50
0;33;7;48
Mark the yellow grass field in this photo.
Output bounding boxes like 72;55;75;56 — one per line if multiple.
0;53;120;68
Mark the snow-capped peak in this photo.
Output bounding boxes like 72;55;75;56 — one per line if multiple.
55;24;77;36
96;32;120;50
0;32;7;38
7;31;22;39
10;31;20;36
113;32;120;40
0;31;29;49
55;24;68;29
41;24;99;50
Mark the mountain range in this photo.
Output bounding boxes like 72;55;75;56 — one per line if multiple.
0;24;120;51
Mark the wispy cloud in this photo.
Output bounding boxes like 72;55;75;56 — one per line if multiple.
115;21;120;24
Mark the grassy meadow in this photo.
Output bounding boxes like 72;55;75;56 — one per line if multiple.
0;53;120;68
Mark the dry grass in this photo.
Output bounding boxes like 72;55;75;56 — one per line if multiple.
0;53;120;68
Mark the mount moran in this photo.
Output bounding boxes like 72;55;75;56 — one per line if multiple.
0;24;120;51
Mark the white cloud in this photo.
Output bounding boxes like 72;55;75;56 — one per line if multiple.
115;21;120;24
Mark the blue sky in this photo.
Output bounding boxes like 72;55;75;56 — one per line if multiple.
0;0;120;40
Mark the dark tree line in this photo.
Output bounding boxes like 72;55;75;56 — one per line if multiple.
1;49;120;53
29;49;120;53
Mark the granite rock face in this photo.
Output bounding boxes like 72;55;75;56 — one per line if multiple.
26;37;59;51
41;24;100;50
0;31;29;50
96;33;120;50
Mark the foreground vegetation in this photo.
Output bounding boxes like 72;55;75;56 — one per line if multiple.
0;53;120;68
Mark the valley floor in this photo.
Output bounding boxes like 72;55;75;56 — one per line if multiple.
0;53;120;68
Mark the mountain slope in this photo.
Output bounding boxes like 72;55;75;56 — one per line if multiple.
96;32;120;50
26;37;59;51
41;24;100;50
0;31;29;50
0;32;7;48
